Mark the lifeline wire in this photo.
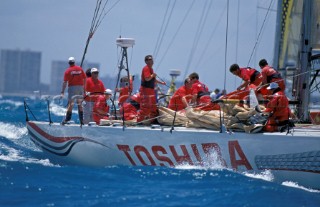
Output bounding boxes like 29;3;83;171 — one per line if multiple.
246;0;274;67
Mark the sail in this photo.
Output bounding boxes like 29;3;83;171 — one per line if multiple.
273;0;320;122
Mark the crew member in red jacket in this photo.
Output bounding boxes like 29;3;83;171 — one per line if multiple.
168;78;192;111
263;82;290;132
188;72;211;107
117;75;133;106
120;92;141;121
257;59;285;96
61;57;86;125
137;55;166;123
84;68;106;124
93;89;112;125
229;64;262;90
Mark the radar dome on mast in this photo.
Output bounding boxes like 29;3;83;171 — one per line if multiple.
116;38;135;48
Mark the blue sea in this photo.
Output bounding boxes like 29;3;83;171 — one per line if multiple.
0;95;320;207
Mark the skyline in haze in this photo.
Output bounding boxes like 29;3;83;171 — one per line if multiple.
0;0;277;92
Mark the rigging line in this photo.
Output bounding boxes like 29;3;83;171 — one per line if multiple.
199;10;256;73
223;0;229;92
156;0;196;70
154;0;176;60
81;0;121;68
91;0;102;32
92;0;109;32
234;0;240;89
154;0;176;57
183;0;210;79
153;0;172;59
194;2;227;69
80;0;102;67
247;0;274;67
94;0;121;32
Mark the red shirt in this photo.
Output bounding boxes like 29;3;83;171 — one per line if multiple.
85;77;106;102
141;65;154;82
168;86;192;111
261;65;278;82
239;68;256;82
191;80;209;96
140;65;156;89
265;91;290;122
93;95;110;124
63;65;86;86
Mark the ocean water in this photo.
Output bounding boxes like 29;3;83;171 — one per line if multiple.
0;96;320;207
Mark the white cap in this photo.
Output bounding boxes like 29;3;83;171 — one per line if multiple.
210;92;217;101
91;68;99;73
105;89;113;95
68;57;75;62
267;82;279;90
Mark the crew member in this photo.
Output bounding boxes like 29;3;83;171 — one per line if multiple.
120;92;141;121
93;89;112;125
262;82;290;132
229;64;262;91
84;68;106;124
61;57;86;125
117;75;134;105
168;78;192;111
188;72;211;107
137;55;166;123
257;59;285;95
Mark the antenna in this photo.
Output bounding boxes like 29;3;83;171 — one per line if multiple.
112;37;135;119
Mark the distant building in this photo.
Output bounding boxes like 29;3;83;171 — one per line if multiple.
50;60;99;94
0;49;41;94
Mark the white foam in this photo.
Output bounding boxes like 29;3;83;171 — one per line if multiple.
50;102;78;116
0;143;58;167
175;149;227;171
50;102;67;116
282;181;320;193
243;170;274;182
0;122;28;139
0;99;24;109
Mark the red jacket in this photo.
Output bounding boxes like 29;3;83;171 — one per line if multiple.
239;67;262;88
265;91;290;122
191;80;210;104
168;85;192;111
93;95;110;124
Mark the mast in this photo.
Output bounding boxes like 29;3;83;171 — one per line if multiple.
272;0;283;69
296;1;312;122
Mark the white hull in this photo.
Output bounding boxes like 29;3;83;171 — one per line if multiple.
27;121;320;189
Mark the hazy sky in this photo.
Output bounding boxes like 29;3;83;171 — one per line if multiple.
0;0;277;92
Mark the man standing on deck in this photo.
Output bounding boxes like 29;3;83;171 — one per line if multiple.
137;55;166;123
84;68;106;124
61;57;86;125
